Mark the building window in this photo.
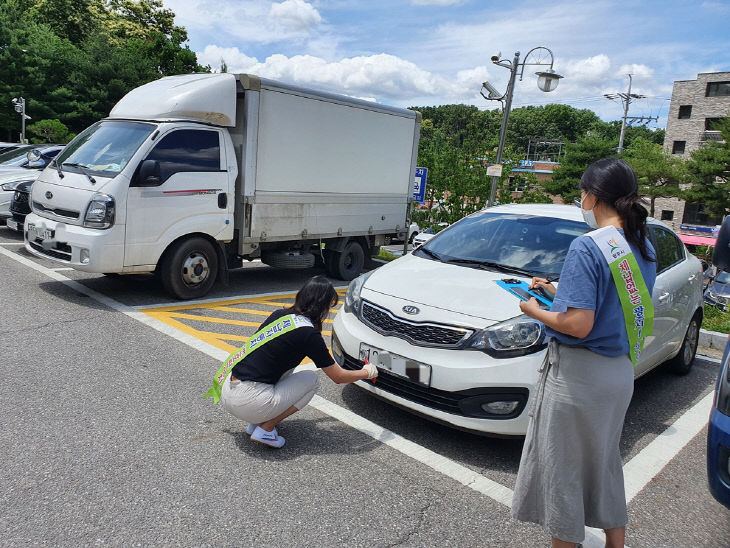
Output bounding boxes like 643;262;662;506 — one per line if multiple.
682;203;722;226
672;141;686;154
661;210;674;221
705;117;723;130
678;105;692;119
706;81;730;97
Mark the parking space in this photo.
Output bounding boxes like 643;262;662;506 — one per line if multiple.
2;225;729;547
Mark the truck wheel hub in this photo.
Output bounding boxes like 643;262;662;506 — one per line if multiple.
182;252;209;285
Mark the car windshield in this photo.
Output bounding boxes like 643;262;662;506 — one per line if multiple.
0;145;34;166
414;211;589;279
716;270;730;284
54;120;156;178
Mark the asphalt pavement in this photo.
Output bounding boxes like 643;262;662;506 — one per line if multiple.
1;227;729;547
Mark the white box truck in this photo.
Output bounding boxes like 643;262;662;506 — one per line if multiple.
23;73;421;299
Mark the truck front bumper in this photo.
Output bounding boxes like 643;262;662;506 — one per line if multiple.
24;213;125;273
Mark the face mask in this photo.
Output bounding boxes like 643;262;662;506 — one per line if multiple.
580;197;599;229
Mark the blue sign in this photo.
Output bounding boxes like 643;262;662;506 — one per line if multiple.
413;167;428;202
519;160;535;168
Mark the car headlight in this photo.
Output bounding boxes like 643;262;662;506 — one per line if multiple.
83;193;115;229
467;315;545;357
343;271;373;317
2;180;33;192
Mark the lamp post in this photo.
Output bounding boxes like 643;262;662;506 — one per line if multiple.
480;46;563;207
12;97;31;144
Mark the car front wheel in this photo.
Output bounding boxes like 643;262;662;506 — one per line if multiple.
667;312;701;375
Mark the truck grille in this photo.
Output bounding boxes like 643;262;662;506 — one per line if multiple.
32;201;79;220
361;301;472;348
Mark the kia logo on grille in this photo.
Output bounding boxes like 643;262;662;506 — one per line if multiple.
402;305;420;315
45;191;53;200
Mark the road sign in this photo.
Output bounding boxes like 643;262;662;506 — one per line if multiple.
486;164;503;177
413;167;428;202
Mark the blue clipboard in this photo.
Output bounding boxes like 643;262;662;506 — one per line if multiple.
496;279;553;308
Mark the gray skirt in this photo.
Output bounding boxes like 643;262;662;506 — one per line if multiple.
511;339;634;543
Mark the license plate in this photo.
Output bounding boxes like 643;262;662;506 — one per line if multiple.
28;225;52;241
6;218;19;232
359;343;432;386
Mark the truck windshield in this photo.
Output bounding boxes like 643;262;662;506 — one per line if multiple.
414;212;589;279
54;120;156;178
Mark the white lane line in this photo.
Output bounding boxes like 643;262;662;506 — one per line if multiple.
50;267;74;271
0;242;24;246
0;245;512;506
623;390;714;503
697;354;722;364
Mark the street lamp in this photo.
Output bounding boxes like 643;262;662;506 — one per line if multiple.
11;97;31;144
480;46;563;207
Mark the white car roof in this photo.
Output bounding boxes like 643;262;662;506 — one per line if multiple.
481;203;584;222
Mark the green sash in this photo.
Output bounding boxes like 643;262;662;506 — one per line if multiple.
587;226;654;367
203;314;312;404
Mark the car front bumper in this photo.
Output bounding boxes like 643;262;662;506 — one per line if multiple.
333;308;543;436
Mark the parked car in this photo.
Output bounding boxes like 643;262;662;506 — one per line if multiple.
412;222;448;247
332;203;704;436
708;216;730;508
705;269;730;311
6;179;33;232
0;142;22;154
0;146;63;223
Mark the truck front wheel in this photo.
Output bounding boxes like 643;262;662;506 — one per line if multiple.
160;237;218;300
327;241;365;281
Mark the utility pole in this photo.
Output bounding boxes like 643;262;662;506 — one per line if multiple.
12;97;30;144
604;74;646;154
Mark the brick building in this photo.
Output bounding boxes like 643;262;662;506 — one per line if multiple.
658;72;730;232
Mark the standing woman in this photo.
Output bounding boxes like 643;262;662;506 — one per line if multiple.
511;159;657;548
210;276;377;448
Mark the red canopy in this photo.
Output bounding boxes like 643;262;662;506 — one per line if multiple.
678;233;716;247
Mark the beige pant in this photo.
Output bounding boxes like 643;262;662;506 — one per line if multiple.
220;369;320;424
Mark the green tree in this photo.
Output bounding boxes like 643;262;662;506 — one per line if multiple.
683;118;730;217
543;136;617;202
27;118;74;143
623;137;683;217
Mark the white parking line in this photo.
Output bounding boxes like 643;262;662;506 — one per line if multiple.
0;242;24;245
0;245;717;546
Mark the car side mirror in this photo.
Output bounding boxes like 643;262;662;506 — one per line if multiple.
713;217;730;271
136;159;161;187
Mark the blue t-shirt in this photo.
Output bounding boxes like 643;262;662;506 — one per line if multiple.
545;230;657;356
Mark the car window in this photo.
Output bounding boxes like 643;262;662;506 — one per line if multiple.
0;145;33;166
145;129;222;183
416;212;589;278
716;271;730;284
649;225;685;273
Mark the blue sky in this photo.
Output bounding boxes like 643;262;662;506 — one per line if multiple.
162;0;730;128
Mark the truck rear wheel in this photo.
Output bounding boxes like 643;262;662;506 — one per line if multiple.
160;237;218;300
327;241;365;281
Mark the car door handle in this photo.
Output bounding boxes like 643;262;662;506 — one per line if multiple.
657;292;670;302
688;274;697;281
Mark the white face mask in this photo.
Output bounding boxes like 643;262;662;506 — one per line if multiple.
580;196;599;229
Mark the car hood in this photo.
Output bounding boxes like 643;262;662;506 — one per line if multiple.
0;168;40;184
363;253;531;323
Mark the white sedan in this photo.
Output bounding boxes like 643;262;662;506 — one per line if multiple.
332;203;704;436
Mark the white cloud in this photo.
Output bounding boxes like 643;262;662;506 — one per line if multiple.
410;0;462;5
269;0;322;31
197;46;482;103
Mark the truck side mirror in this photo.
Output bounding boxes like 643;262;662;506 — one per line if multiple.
712;217;730;271
136;160;161;187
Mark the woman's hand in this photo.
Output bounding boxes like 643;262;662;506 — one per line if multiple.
362;361;379;379
529;277;556;299
519;297;541;318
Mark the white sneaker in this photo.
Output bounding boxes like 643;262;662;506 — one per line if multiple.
250;426;286;448
245;423;258;435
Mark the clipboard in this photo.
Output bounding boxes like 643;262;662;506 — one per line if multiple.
496;279;553;308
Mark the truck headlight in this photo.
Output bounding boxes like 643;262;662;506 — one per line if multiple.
83;193;115;229
344;271;373;317
467;315;545;357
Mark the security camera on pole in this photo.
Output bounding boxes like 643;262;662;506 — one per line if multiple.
480;46;563;207
11;97;31;144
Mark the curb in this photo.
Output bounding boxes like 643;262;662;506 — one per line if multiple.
699;328;728;351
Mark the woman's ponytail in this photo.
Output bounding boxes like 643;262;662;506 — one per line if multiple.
579;159;655;262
